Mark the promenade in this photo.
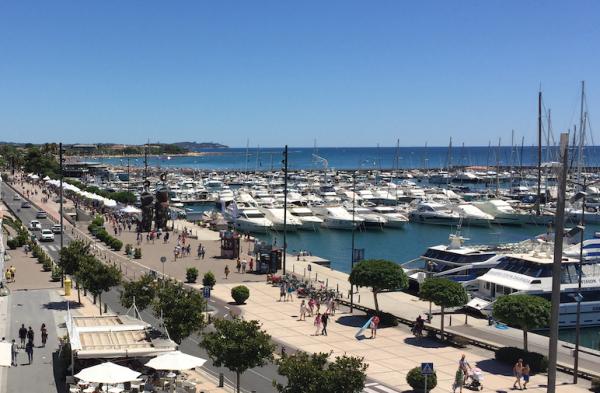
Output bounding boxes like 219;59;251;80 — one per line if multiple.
6;177;596;392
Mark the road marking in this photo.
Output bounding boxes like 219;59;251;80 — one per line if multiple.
48;245;58;252
363;384;401;393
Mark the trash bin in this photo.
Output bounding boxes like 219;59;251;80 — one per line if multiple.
64;278;72;296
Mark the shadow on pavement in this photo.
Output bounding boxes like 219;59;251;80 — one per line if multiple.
403;336;450;349
52;351;68;393
42;301;82;311
474;358;513;377
335;315;369;328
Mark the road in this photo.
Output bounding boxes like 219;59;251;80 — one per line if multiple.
2;183;401;393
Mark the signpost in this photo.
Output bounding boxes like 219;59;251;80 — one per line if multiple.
202;286;211;299
421;362;434;392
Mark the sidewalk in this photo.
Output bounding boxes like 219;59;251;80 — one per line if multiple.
212;281;589;392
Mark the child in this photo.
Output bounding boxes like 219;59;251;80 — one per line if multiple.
522;363;530;389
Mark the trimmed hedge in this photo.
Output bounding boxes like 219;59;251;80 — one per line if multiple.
406;366;437;392
202;271;216;288
186;267;199;283
88;219;122;251
134;248;142;259
495;347;548;374
231;285;250;305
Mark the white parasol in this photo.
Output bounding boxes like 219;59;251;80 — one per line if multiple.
145;351;207;371
74;362;141;384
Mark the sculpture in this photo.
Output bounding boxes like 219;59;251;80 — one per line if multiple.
154;172;170;230
140;179;154;232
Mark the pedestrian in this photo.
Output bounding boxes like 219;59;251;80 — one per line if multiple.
197;244;202;259
313;313;322;336
11;339;18;366
236;259;241;273
315;298;321;313
279;283;286;302
27;326;34;346
40;324;48;347
248;258;254;272
370;315;380;339
224;265;230;279
10;265;16;282
321;312;329;336
4;269;11;283
201;246;205;259
241;260;247;274
522;363;530;389
453;366;464;393
18;324;27;348
25;341;33;364
459;354;471;384
512;358;523;390
308;297;315;316
286;284;294;302
298;300;307;321
164;231;170;243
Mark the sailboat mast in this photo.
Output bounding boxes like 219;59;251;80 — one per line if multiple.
577;80;586;182
536;91;542;216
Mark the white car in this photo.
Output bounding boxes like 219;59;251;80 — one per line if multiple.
51;224;63;234
13;194;21;200
29;220;42;231
40;229;55;242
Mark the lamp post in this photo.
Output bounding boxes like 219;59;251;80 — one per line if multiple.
282;145;288;275
350;172;356;313
59;143;65;287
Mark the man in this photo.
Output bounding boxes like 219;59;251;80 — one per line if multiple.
321;313;329;336
513;358;523;390
11;339;18;366
18;324;27;348
27;326;34;346
25;340;33;364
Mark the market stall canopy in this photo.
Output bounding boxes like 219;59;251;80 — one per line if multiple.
145;350;207;371
74;362;141;384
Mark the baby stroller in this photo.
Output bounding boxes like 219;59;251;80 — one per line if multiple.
465;368;483;390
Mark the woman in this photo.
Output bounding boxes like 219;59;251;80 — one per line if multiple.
453;366;464;393
40;324;48;348
313;313;322;336
298;300;307;321
224;265;230;279
308;298;315;316
513;358;523;390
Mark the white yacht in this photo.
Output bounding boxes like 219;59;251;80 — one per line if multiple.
409;201;461;226
452;204;494;227
371;206;408;228
228;206;273;234
472;199;527;226
346;206;387;229
466;236;600;327
258;205;302;231
289;207;323;231
313;205;363;230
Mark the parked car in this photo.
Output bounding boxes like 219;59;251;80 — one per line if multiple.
21;201;31;208
36;211;48;219
29;220;42;231
51;224;63;234
40;229;55;242
13;194;21;200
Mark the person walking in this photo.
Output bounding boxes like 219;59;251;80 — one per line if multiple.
313;313;322;336
241;260;247;274
25;340;33;364
308;297;315;316
11;339;18;366
197;245;202;259
522;363;530;389
248;258;253;272
512;358;524;390
459;354;471;384
286;284;294;302
298;300;307;321
40;324;48;347
453;366;464;393
18;324;27;348
279;283;286;302
321;313;329;336
236;259;241;273
201;246;205;259
224;265;230;279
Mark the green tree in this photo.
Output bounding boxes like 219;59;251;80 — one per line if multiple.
201;318;275;393
22;147;60;177
493;294;551;351
154;281;205;344
348;259;408;312
120;274;157;313
274;351;368;393
418;278;468;339
79;257;122;315
59;240;92;303
202;271;216;288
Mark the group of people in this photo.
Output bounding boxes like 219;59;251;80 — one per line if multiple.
12;323;48;366
236;258;254;274
4;265;16;283
297;296;337;319
411;314;425;337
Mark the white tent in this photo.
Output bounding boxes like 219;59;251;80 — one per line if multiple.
74;362;141;384
120;205;141;214
145;351;207;371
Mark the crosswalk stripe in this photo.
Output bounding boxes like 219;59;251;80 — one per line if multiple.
371;386;399;393
365;383;378;387
362;385;400;393
363;388;380;393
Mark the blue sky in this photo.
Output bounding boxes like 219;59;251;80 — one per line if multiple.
0;1;598;147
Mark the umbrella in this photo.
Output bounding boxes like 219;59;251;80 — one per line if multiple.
145;351;207;371
120;205;141;214
74;362;141;384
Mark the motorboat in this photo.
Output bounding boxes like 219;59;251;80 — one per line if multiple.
409;201;461;226
371;206;408;228
452;204;494;227
225;204;273;233
312;205;363;230
346;206;387;229
472;199;526;226
258;205;302;231
289;207;323;231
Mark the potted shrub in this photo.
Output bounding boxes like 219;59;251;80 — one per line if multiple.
231;285;250;305
111;239;123;251
6;239;18;250
125;244;133;256
42;258;53;272
51;267;62;282
202;271;216;288
186;267;199;283
406;366;437;392
134;248;142;259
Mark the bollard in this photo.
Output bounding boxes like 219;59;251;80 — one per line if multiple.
336;283;339;293
449;315;452;326
326;278;328;287
303;268;306;279
104;303;108;314
315;272;318;282
218;373;224;387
